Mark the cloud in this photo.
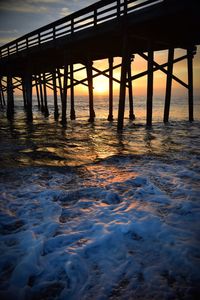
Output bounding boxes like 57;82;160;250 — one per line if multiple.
59;7;73;17
0;29;18;34
0;0;50;14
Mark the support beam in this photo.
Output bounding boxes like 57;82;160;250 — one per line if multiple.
187;47;195;122
70;64;76;120
117;38;130;131
24;74;33;121
138;53;188;89
52;70;59;120
108;57;114;121
86;60;95;122
6;75;14;119
43;73;49;117
163;48;174;123
128;56;135;120
146;48;154;127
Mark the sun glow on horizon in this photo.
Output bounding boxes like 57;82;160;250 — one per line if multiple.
93;75;109;95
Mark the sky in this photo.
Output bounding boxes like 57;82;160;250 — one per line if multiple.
0;0;199;96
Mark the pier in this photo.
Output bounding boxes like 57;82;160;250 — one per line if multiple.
0;0;199;130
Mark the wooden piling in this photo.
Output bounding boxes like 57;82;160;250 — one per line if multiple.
43;73;49;117
187;47;194;122
117;46;129;131
0;77;5;106
163;48;174;123
70;63;76;120
0;87;2;107
86;60;95;122
146;48;154;127
35;76;41;109
22;78;27;109
57;68;63;103
6;75;14;119
24;74;33;121
39;74;45;112
52;70;59;119
128;56;135;120
0;77;3;107
108;57;114;121
61;66;68;124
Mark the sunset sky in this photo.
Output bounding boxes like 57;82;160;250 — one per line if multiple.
0;0;199;97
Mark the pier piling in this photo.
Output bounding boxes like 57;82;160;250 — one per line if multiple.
6;75;14;119
163;48;174;123
43;73;49;117
0;78;5;106
108;57;114;121
39;74;45;113
61;66;68;125
22;78;27;109
35;77;41;109
70;64;76;120
86;61;95;122
128;56;135;120
146;48;154;127
187;47;194;122
52;70;59;120
117;45;130;131
24;74;33;121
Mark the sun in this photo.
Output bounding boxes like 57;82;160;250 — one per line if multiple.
93;75;108;94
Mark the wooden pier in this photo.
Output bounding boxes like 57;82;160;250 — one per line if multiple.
0;0;199;129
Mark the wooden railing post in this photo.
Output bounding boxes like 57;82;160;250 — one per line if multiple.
124;0;128;15
71;19;74;34
117;0;121;17
26;37;28;49
94;8;97;26
53;26;56;40
38;33;41;45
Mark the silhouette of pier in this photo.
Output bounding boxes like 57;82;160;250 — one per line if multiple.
0;0;199;130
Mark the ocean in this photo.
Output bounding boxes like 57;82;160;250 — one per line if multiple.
0;94;200;300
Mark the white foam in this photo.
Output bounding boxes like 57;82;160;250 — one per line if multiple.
0;154;200;299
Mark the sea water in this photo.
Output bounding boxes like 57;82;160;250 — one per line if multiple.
0;95;200;300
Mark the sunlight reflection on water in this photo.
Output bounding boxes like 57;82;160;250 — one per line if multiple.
0;95;199;168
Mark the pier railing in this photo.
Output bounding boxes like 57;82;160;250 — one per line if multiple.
0;0;163;59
